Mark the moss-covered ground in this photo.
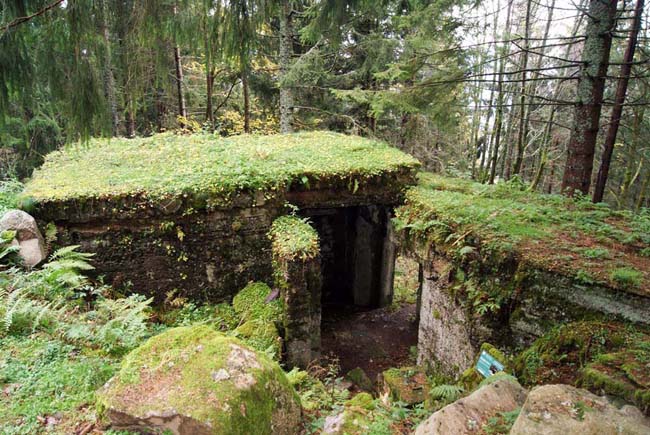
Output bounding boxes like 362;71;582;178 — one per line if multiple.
23;131;419;206
395;173;650;296
514;320;650;412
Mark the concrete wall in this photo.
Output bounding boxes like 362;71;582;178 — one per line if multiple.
416;257;476;376
54;197;282;303
41;190;401;307
406;247;650;377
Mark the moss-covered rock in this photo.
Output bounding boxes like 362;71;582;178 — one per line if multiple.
323;393;376;434
233;319;282;360
345;392;375;411
96;325;300;435
459;343;512;392
514;321;645;386
581;347;650;412
514;320;650;412
345;367;374;392
232;282;283;323
379;366;429;405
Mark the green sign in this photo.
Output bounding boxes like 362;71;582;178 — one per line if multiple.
476;351;504;378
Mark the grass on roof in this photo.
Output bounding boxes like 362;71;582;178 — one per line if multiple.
23;131;419;204
395;173;650;295
269;215;320;261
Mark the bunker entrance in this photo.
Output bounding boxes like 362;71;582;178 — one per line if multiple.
318;255;421;382
300;202;420;380
301;204;395;310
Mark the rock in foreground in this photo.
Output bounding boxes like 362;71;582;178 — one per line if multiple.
415;378;527;435
0;209;46;267
97;325;301;435
510;384;650;435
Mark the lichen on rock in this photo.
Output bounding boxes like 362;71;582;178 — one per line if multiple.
96;325;300;435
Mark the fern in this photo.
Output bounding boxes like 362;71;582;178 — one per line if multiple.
0;244;152;354
429;384;464;404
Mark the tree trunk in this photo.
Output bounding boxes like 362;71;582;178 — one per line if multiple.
513;0;533;176
470;23;488;180
100;0;119;135
126;106;136;138
488;0;513;184
530;108;556;192
279;1;294;133
636;171;650;211
546;157;556;194
561;0;617;196
521;0;555;183
592;0;644;203
174;44;187;119
206;66;215;124
242;69;251;133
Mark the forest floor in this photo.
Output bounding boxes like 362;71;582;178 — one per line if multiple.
318;255;421;383
321;303;418;383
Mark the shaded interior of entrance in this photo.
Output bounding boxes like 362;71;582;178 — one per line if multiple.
300;205;420;381
300;204;395;309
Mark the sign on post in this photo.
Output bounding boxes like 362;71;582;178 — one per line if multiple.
476;350;504;378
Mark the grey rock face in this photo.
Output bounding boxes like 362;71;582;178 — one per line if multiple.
415;378;527;435
510;384;650;435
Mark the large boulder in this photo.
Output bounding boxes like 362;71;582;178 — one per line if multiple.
97;325;301;435
510;384;650;435
0;209;46;267
415;378;527;435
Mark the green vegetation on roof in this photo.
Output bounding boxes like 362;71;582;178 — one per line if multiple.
395;173;650;295
23;131;419;204
270;215;320;261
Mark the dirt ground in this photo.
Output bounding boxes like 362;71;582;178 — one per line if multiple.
320;302;419;383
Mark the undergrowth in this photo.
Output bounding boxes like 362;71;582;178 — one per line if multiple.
0;180;23;215
0;238;153;434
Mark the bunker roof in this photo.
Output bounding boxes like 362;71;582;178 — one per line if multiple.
24;131;419;206
395;173;650;297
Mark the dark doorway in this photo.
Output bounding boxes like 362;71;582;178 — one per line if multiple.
300;205;395;310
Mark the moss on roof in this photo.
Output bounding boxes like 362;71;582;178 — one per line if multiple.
269;216;320;262
395;173;650;296
23;131;419;205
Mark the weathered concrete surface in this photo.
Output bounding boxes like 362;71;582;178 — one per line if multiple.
276;251;322;369
416;257;476;375
511;269;650;345
510;384;650;435
405;243;650;376
415;378;527;435
0;209;47;267
36;179;409;306
52;198;282;304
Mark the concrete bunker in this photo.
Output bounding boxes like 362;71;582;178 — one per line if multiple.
24;131;420;368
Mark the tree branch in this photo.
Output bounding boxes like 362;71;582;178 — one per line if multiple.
1;0;64;34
